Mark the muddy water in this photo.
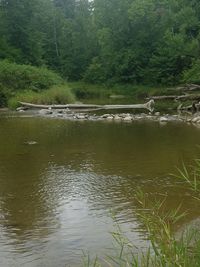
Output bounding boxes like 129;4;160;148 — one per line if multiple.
0;115;200;266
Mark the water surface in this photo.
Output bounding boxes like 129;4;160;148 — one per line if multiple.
0;115;200;266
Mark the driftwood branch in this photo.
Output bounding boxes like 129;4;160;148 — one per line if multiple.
176;94;200;101
19;100;155;112
183;84;200;91
169;84;200;92
147;94;200;101
177;102;200;112
19;102;101;109
146;95;178;100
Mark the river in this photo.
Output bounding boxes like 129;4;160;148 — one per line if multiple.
0;114;200;266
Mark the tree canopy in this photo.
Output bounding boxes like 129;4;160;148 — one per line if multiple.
1;0;200;85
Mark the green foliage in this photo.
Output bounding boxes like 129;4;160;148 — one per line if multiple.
8;85;75;109
70;82;110;99
175;158;200;195
0;38;21;62
0;0;52;65
1;0;200;85
0;60;63;91
69;81;172;101
0;85;12;107
83;58;108;83
182;60;200;84
84;0;200;85
83;193;200;267
149;31;199;85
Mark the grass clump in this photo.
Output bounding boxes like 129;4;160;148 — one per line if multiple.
8;85;76;109
175;159;200;195
84;195;200;267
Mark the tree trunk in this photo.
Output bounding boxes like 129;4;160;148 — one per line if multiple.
19;100;155;112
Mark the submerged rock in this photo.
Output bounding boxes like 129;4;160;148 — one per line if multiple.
24;141;38;145
114;115;122;121
57;113;63;117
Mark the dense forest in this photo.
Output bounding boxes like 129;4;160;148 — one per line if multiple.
1;0;200;85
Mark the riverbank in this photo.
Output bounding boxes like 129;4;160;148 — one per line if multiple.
14;107;200;127
0;61;197;112
66;81;200;112
10;80;196;110
69;81;174;100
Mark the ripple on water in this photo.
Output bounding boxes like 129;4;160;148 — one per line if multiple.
0;117;200;266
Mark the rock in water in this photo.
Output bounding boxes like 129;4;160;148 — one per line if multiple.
16;107;27;112
101;114;111;118
106;116;113;120
24;141;38;145
123;116;132;122
39;109;52;115
76;114;86;120
192;116;200;123
160;117;168;122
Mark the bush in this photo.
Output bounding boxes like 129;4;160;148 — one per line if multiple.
182;60;200;84
8;85;76;109
0;60;63;91
83;58;108;84
0;84;13;107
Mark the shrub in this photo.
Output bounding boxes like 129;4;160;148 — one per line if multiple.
83;58;108;84
0;60;63;91
182;60;200;84
8;85;76;109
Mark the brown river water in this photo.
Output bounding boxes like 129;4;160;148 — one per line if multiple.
0;113;200;266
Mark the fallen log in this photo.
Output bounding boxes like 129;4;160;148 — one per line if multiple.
19;99;155;112
146;95;178;100
176;94;200;101
19;102;101;109
177;101;200;113
184;84;200;91
147;94;200;101
171;84;200;92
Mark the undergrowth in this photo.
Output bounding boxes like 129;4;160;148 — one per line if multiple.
8;85;75;109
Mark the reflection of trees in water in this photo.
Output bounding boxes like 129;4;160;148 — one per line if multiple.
0;119;61;241
0;155;60;243
0;117;200;243
42;163;200;236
